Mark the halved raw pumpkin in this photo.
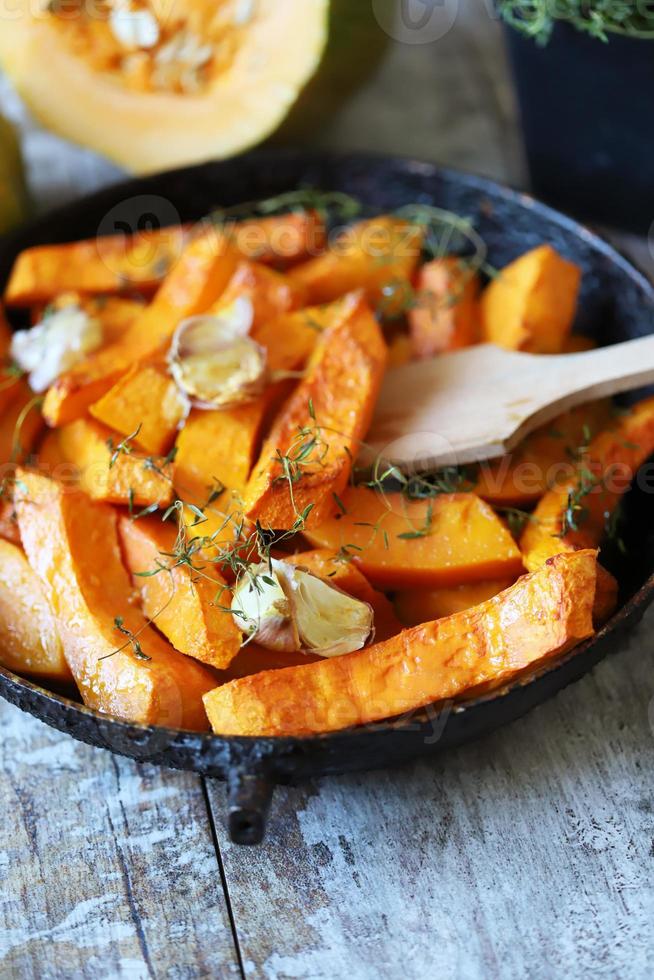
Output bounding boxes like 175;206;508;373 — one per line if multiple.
0;2;388;173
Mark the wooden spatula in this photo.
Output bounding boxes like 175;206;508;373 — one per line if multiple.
367;336;654;471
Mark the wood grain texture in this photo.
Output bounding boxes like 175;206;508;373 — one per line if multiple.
0;700;239;978
208;611;654;979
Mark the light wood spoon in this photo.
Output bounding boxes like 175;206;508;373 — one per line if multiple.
367;336;654;471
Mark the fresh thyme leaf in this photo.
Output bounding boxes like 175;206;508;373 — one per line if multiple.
202;478;226;510
133;502;160;522
557;466;603;537
496;506;534;537
186;503;208;526
397;502;434;540
107;424;142;469
104;616;152;662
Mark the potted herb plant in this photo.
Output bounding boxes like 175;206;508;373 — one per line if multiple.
498;1;654;233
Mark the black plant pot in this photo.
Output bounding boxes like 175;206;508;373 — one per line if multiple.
505;22;654;234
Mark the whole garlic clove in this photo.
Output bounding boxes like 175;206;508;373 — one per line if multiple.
288;568;374;658
169;297;267;409
231;559;374;658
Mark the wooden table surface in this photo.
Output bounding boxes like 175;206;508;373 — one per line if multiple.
1;4;653;977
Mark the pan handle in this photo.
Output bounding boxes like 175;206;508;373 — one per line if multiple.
227;767;275;845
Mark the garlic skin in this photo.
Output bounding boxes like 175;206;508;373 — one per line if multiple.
232;563;299;653
169;298;267;409
10;305;103;393
231;560;374;658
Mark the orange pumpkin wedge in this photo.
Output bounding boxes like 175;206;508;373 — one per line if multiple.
520;397;654;623
211;261;307;325
90;362;187;456
42;229;241;426
203;550;597;737
253;293;362;375
409;258;479;357
224;211;326;268
0;380;44;467
474;400;614;507
521;396;654;571
4;225;191;306
243;296;387;530
174;385;289;503
119;515;241;670
481;245;581;353
0;538;72;683
304;486;524;589
41;418;173;508
0;498;20;545
291;217;424;309
394;577;516;626
15;470;215;729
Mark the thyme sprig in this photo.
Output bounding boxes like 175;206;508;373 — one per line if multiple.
211;189;362;226
498;0;654;44
107;424;142;469
104;616;151;662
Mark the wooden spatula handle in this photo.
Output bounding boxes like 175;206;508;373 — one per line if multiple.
553;333;654;403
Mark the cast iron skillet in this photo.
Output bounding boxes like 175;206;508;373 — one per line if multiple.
1;149;653;845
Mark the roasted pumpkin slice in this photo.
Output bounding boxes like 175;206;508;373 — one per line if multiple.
119;515;241;670
480;245;581;354
521;396;654;571
0;499;20;545
42;229;240;426
394;577;517;626
409;258;480;357
243;296;387;530
0;2;345;173
474;400;614;507
40;418;174;509
291;217;424;309
15;471;214;729
4;227;189;306
203;550;598;737
304;486;524;589
520;397;654;623
0;538;72;683
212;261;307;326
90;362;188;456
0;379;44;467
224;211;326;268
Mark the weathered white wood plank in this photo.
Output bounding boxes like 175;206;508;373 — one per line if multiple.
208;609;654;980
0;699;240;979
